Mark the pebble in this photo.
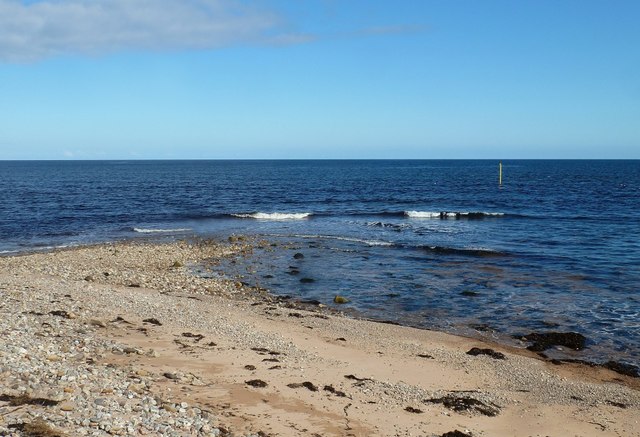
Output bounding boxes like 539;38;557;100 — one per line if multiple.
60;402;75;411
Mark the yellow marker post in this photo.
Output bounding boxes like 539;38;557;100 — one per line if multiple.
499;161;503;186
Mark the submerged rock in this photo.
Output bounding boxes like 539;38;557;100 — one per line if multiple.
334;295;350;304
520;332;587;351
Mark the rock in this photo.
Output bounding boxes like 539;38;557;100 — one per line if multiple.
293;253;304;259
47;354;61;362
172;261;184;268
128;383;145;394
60;402;74;411
334;295;350;304
163;403;178;412
84;275;95;282
90;319;107;328
405;406;423;413
521;332;587;351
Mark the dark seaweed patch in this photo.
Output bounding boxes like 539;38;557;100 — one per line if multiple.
441;431;473;437
424;395;500;416
182;332;204;342
602;361;639;378
245;379;268;388
287;381;318;392
0;394;60;407
466;347;506;360
142;318;162;326
323;385;347;397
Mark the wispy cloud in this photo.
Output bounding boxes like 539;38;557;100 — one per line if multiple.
0;0;296;62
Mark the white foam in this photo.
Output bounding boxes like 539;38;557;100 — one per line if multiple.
405;211;442;218
405;211;504;218
232;212;312;220
133;228;191;234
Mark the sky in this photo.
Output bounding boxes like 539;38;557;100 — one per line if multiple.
0;0;639;159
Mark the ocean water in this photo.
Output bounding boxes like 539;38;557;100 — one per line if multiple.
1;160;639;366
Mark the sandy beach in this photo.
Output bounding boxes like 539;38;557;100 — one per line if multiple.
0;240;638;437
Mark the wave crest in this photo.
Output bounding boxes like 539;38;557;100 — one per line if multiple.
132;228;191;233
232;212;312;220
405;211;504;219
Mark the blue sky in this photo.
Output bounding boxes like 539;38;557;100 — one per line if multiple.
0;0;638;159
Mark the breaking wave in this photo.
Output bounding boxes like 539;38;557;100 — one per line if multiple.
231;212;313;220
132;228;191;234
405;211;504;219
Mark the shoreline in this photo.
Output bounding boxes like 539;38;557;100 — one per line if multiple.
1;240;639;436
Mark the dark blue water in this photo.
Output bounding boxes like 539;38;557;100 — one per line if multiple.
1;160;639;365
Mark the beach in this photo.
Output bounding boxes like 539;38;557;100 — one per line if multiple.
0;240;638;437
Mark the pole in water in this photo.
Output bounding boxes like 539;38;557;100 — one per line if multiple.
499;161;503;186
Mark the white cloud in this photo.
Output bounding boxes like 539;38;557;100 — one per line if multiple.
0;0;291;62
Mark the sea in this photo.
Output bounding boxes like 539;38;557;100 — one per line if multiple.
1;160;639;367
